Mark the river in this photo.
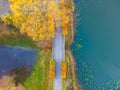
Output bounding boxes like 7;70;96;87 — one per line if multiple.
71;0;120;90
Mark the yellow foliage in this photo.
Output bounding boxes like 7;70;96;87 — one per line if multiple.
61;61;67;78
61;0;70;35
4;0;59;41
4;0;74;40
47;1;61;21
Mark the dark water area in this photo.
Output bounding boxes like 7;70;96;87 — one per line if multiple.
71;0;120;90
0;46;38;77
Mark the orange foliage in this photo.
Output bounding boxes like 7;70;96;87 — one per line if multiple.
61;60;67;79
49;60;56;80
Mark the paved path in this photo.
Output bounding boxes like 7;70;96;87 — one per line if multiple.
52;27;64;90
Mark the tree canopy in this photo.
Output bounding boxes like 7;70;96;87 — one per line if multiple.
3;0;74;41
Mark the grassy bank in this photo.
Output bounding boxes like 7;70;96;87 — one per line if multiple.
23;49;81;90
0;31;36;48
62;50;82;90
22;48;80;90
23;49;53;90
62;0;81;90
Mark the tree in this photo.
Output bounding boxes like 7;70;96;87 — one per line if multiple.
4;0;61;41
61;0;74;35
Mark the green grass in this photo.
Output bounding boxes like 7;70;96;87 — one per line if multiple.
50;60;55;65
62;79;69;90
0;32;36;48
23;49;53;90
50;80;54;90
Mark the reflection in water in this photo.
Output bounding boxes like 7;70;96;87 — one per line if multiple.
0;46;38;77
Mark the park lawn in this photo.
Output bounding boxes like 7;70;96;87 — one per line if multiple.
23;49;53;90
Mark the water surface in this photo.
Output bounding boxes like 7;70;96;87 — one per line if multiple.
71;0;120;89
0;46;38;77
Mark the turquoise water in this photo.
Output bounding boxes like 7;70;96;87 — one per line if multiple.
0;46;38;77
71;0;120;90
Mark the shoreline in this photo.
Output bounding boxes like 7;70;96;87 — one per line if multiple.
64;0;83;89
65;49;82;90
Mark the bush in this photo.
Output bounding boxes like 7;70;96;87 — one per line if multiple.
9;66;32;85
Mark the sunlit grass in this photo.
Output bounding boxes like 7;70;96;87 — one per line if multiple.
23;49;53;90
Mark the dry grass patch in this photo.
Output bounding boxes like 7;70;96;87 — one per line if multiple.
0;75;24;90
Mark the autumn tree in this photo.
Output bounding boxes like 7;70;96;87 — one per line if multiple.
3;0;74;41
61;0;74;35
4;0;61;41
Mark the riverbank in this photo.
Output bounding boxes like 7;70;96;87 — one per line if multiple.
64;0;75;46
62;50;82;90
63;0;82;89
